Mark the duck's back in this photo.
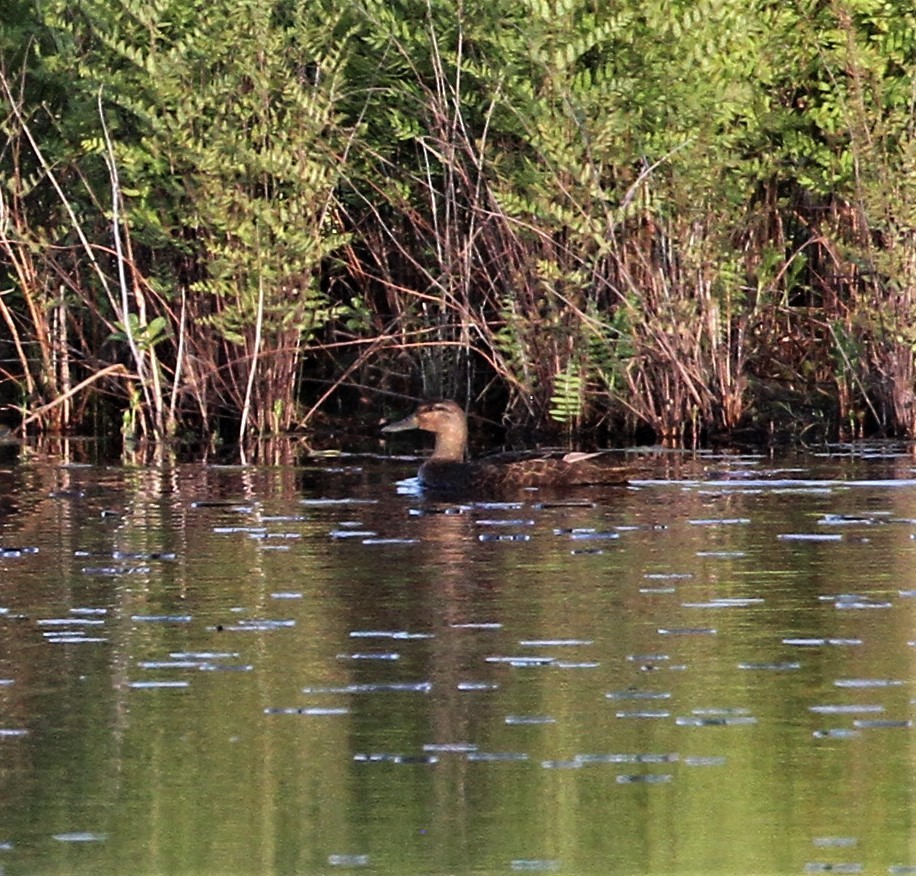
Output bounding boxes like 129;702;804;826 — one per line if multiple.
418;453;628;494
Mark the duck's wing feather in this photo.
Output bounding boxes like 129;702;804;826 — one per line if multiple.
417;452;630;493
477;448;608;465
491;456;629;487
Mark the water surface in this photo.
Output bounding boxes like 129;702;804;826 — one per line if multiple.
0;447;914;874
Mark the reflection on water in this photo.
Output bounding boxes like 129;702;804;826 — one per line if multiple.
0;448;914;874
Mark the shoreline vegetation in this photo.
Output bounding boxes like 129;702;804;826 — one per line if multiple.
3;1;916;452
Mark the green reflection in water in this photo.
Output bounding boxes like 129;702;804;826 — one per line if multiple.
0;456;914;873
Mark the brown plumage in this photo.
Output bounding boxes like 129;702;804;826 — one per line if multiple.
381;400;629;494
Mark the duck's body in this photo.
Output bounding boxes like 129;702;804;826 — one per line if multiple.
382;400;628;494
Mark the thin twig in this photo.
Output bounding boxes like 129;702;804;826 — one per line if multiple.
21;364;133;427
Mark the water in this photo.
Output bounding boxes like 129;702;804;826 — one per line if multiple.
0;447;915;874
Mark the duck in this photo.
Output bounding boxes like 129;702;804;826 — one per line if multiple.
381;399;629;494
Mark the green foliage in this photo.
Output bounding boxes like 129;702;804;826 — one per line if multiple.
549;366;583;424
5;0;916;440
109;314;169;351
23;0;357;431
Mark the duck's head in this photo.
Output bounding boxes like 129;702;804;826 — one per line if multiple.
382;400;468;461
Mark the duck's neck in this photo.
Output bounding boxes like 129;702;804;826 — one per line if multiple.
431;422;468;462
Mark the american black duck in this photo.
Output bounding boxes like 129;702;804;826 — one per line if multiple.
381;400;629;493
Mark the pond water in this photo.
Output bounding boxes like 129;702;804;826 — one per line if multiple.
0;443;915;875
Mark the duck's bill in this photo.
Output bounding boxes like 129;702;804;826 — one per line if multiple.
381;413;419;433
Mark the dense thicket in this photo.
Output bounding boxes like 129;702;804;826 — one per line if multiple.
2;0;916;446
